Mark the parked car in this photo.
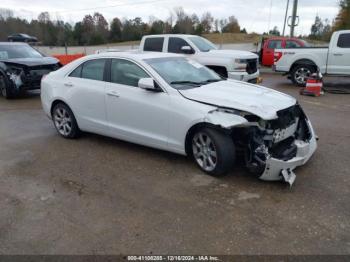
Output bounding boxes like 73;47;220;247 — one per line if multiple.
257;37;310;66
274;30;350;86
0;42;61;98
41;52;317;185
8;33;38;43
140;34;261;83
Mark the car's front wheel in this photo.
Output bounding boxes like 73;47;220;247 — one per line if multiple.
0;73;14;99
52;103;80;139
191;128;235;176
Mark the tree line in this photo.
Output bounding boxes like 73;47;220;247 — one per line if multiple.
309;0;350;41
0;7;244;46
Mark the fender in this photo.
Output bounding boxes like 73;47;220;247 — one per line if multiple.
287;54;326;74
204;109;248;129
291;59;318;70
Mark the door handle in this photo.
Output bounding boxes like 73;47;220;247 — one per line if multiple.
64;82;74;87
333;53;343;56
107;91;120;98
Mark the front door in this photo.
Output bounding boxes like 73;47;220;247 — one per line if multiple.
65;59;108;133
105;58;170;149
327;32;350;75
263;39;283;66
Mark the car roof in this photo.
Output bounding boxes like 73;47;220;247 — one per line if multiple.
0;42;28;45
144;34;198;38
266;37;301;41
90;51;184;60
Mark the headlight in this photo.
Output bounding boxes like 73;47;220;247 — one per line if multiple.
212;107;263;124
234;59;247;71
212;107;253;118
7;66;23;75
6;66;24;87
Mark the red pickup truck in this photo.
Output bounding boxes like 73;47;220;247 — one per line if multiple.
258;37;310;66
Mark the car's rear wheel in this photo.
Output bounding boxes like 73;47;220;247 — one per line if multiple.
52;103;80;138
291;64;316;87
191;128;235;176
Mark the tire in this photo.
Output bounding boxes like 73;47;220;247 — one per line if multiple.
0;73;15;99
52;103;81;139
290;64;316;87
191;127;235;176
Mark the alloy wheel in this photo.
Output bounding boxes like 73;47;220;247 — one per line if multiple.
295;67;312;85
192;132;218;172
54;107;73;136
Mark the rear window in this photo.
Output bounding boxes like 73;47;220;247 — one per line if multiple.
143;37;164;52
286;41;302;48
81;59;106;81
69;65;82;78
337;33;350;48
267;40;283;49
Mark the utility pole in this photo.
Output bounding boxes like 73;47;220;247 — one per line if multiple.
290;0;298;37
282;0;290;36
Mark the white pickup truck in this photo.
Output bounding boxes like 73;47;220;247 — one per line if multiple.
139;34;260;83
274;30;350;86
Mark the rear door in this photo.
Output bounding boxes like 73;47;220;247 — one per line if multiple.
262;39;283;66
143;37;165;52
65;59;108;134
327;32;350;75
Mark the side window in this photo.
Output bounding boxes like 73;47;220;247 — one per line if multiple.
168;37;192;53
69;65;82;78
111;59;149;87
81;59;106;81
286;40;302;48
337;33;350;48
144;37;164;52
267;40;283;49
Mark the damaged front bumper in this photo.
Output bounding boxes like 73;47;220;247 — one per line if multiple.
259;122;317;185
241;105;318;186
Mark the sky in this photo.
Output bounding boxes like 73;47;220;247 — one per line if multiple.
0;0;340;35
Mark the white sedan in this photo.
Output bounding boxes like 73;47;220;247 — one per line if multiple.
41;52;317;185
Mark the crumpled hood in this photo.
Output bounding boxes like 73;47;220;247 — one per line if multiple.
0;57;59;67
205;49;258;59
179;80;296;120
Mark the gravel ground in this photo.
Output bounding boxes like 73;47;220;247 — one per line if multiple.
0;73;349;255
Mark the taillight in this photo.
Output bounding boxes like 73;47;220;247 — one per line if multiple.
274;52;283;63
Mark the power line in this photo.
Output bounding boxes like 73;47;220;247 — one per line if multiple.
267;0;273;33
56;0;169;14
282;0;290;36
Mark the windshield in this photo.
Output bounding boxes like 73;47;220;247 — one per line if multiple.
145;57;222;90
0;44;43;59
188;36;217;52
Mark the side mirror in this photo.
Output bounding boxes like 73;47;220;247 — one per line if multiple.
138;78;159;92
180;46;194;54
